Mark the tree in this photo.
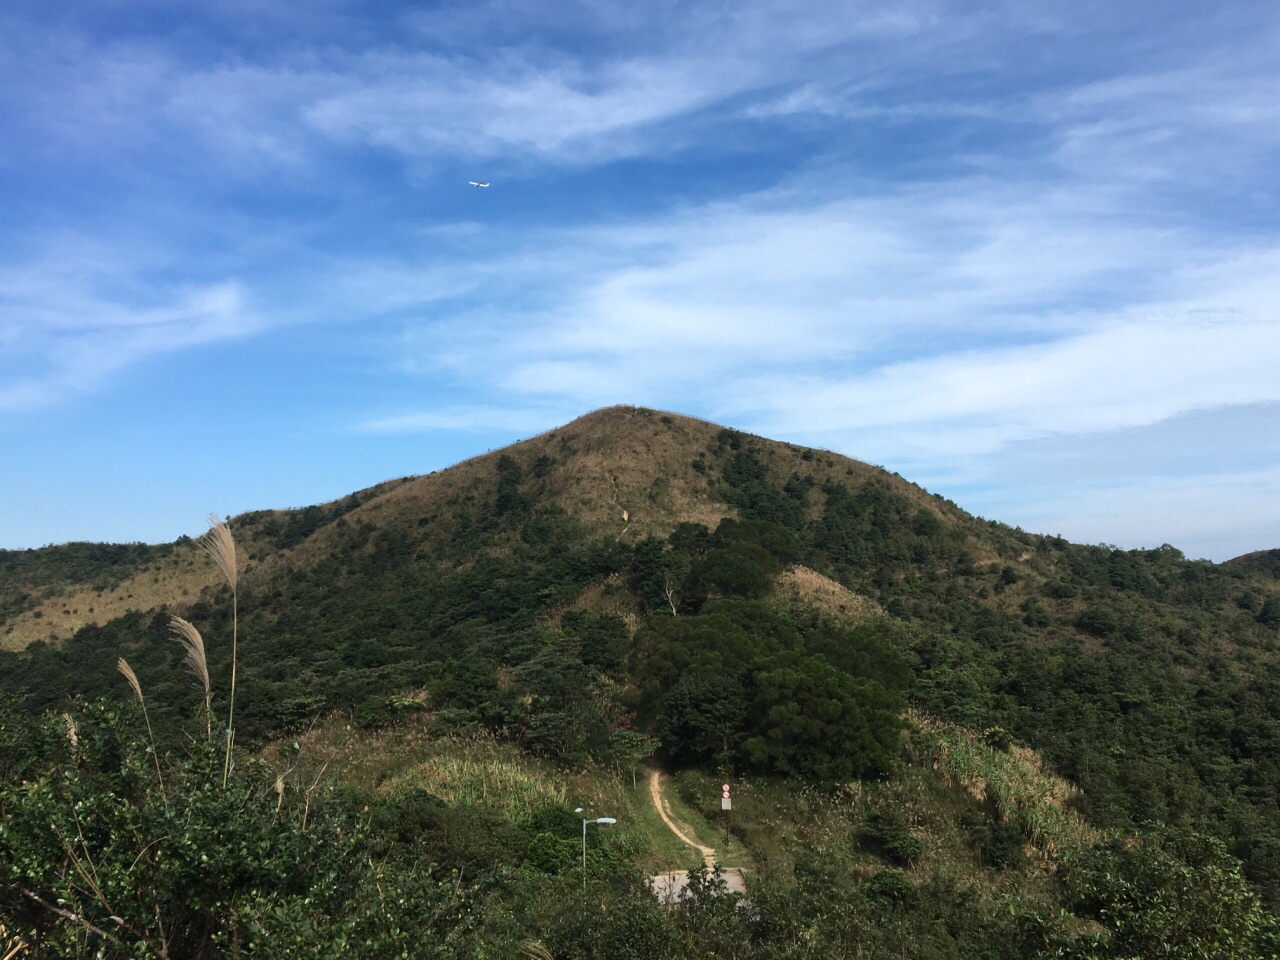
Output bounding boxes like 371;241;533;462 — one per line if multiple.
659;675;746;769
515;644;613;765
1258;595;1280;628
744;654;901;782
608;729;658;788
1057;828;1280;959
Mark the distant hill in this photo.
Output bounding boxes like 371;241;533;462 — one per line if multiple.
1225;548;1280;579
3;404;1280;905
0;406;931;650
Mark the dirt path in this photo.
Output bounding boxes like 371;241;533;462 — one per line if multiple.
648;769;717;869
646;770;747;901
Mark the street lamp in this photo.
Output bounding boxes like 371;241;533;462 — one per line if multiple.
574;808;617;890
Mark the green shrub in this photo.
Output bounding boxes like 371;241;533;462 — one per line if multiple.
982;819;1026;870
863;810;923;866
868;869;914;903
524;832;579;874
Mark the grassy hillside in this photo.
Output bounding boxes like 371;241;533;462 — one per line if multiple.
3;404;1280;953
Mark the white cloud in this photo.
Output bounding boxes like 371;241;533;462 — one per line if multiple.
357;403;573;435
0;245;255;410
749;305;1280;452
389;172;1280;421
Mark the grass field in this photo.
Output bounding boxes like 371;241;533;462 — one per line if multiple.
259;708;1093;917
263;715;742;872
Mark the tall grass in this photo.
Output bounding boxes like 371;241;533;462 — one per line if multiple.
169;616;211;738
386;735;568;821
1;921;27;960
60;713;78;754
116;658;166;804
909;709;1101;857
197;513;239;787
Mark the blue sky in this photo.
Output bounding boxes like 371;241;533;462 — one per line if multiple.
2;0;1278;561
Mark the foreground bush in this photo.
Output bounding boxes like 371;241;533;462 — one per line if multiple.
0;700;474;958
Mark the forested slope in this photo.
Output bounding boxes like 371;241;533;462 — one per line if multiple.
3;405;1280;941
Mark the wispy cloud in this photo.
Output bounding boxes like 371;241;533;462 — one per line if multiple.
381;175;1279;421
1046;68;1280;188
0;1;1008;178
2;0;1279;556
0;243;254;410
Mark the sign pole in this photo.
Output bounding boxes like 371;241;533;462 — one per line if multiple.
720;783;731;847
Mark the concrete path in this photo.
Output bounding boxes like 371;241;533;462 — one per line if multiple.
649;867;748;902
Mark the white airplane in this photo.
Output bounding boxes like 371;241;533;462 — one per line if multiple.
468;181;491;188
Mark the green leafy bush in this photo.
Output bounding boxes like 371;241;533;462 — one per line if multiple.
0;702;475;957
863;810;923;866
867;869;914;903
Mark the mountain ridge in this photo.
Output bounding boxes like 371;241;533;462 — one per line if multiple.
4;404;1280;910
1;405;959;650
3;404;1276;659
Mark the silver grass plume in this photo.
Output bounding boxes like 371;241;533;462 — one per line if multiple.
170;616;212;738
198;512;238;591
197;512;240;788
117;657;143;702
62;712;78;754
117;657;167;802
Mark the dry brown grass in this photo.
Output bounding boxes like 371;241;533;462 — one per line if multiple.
1;544;219;651
548;573;644;633
772;565;884;626
281;405;894;567
1;405;984;656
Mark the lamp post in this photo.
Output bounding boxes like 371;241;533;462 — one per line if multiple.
574;808;617;890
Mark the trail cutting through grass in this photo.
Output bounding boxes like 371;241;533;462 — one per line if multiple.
646;769;749;901
649;769;718;869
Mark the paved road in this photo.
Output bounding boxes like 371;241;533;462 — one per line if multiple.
649;867;748;902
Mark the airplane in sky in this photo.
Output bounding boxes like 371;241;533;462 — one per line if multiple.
468;181;491;188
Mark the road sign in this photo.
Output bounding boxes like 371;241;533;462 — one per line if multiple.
721;798;732;810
